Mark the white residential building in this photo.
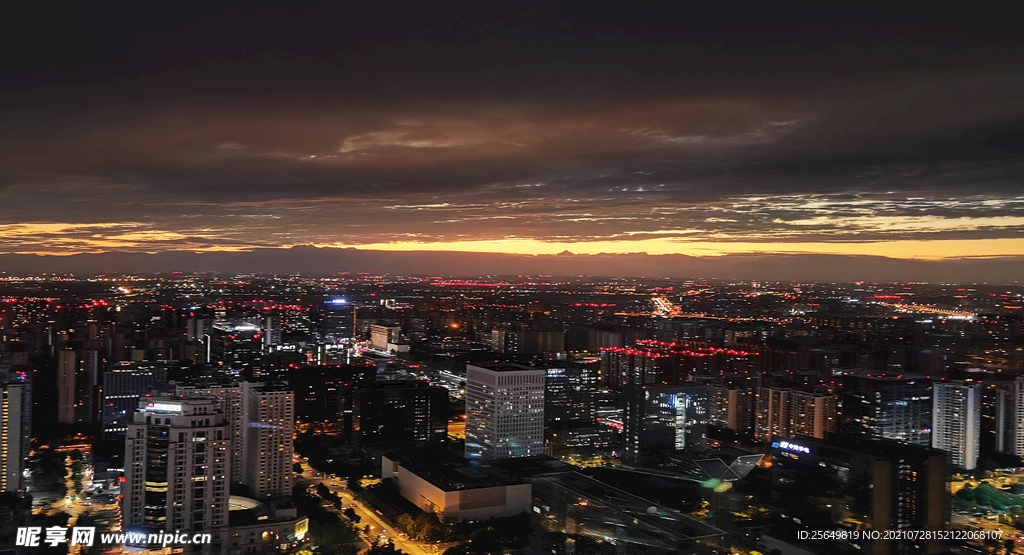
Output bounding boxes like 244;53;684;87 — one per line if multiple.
932;381;981;470
241;382;294;499
176;383;244;481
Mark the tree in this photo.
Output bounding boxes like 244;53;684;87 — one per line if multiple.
343;507;360;523
396;514;416;536
415;512;444;541
366;541;403;555
308;520;359;555
69;449;83;462
316;482;330;498
294;462;304;474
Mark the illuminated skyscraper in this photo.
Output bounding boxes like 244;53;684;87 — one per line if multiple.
840;375;932;446
932;381;981;470
465;363;544;461
543;363;598;426
623;385;708;464
122;397;230;542
241;382;294;499
176;383;244;483
313;299;355;344
57;348;99;425
0;379;28;492
101;361;169;441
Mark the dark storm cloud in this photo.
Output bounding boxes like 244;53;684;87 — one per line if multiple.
1;0;1022;260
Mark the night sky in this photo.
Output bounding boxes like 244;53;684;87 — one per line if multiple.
2;1;1023;272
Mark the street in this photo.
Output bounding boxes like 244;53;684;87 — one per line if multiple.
296;462;448;555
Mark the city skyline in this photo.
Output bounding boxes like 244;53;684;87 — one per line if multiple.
2;1;1022;274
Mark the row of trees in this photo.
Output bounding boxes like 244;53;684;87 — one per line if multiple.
291;485;361;555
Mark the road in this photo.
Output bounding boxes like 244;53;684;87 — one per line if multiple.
950;514;1022;547
296;462;446;555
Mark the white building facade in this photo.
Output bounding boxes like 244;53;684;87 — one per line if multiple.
932;381;981;470
122;397;230;541
465;364;544;461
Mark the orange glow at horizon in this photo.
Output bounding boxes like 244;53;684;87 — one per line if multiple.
315;237;1024;260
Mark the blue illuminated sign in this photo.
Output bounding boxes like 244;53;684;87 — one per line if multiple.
777;441;810;454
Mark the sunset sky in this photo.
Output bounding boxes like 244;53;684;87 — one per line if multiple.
2;1;1022;265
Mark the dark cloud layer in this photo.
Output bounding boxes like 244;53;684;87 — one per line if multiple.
1;1;1022;273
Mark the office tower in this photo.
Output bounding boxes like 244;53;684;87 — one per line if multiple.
122;397;230;537
623;385;708;464
263;315;282;349
841;375;933;446
353;380;448;451
753;386;837;441
370;325;401;351
543;363;598;426
997;377;1024;456
288;364;377;440
241;382;294;499
175;383;244;483
187;317;214;363
1;380;28;491
312;299;355;344
209;321;263;373
932;381;981;470
57;348;99;425
101;362;169;441
465;363;545;461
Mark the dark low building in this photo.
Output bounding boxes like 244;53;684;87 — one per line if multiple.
353;380;448;451
770;435;948;555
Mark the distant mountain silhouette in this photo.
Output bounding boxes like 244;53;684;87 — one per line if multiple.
0;246;1021;282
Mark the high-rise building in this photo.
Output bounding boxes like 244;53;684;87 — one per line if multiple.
708;383;754;434
209;321;263;374
932;381;981;470
543;363;598;426
997;377;1024;457
370;325;401;351
600;345;675;388
101;362;169;441
353;380;448;451
313;299;356;345
241;382;294;499
1;379;28;492
122;396;230;542
465;364;545;461
57;348;100;425
623;385;708;464
753;386;837;441
288;364;377;440
175;383;244;483
840;375;933;446
263;315;282;349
